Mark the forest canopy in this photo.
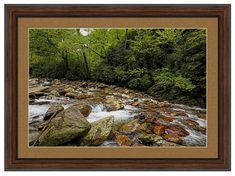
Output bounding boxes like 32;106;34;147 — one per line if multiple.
29;28;206;107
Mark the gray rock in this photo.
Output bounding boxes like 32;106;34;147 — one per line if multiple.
39;106;91;146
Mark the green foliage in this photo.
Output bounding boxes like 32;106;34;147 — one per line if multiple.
174;76;195;91
153;68;195;92
127;74;152;91
29;28;206;107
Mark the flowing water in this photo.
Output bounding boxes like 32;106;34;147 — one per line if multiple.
29;80;207;147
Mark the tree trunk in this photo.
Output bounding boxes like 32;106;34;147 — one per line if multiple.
62;50;69;76
82;51;91;79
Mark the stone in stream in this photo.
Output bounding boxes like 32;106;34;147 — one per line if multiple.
38;106;91;146
29;78;39;87
195;112;207;119
105;96;124;110
162;133;183;144
43;103;64;121
76;94;92;100
29;86;49;98
164;125;190;137
50;90;60;97
71;103;92;117
115;134;133;146
181;119;206;135
170;111;188;117
119;119;140;134
138;133;163;146
136;122;154;134
79;116;114;146
52;79;61;85
65;92;77;98
29;86;49;95
153;124;166;135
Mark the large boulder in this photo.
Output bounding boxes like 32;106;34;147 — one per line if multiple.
43;103;64;121
72;103;92;117
38;106;91;146
79;116;114;146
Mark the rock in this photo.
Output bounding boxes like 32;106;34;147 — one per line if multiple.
50;90;60;97
52;79;61;85
136;122;153;134
162;133;183;144
65;92;77;98
156;140;179;146
43;103;64;121
197;126;207;135
165;125;190;137
79;116;114;146
119;119;140;134
72;103;92;117
76;94;91;100
29;130;40;146
181;119;206;134
165;125;189;137
196;112;207;119
131;101;140;106
115;134;133;146
181;119;199;128
138;134;163;146
105;96;124;110
158;101;172;108
170;111;188;117
38;106;91;146
65;87;75;93
97;83;107;88
29;78;39;87
133;112;147;120
29;86;49;95
153;124;166;135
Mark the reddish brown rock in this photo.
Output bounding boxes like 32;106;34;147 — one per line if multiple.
153;125;166;135
115;135;133;146
165;125;190;137
119;119;140;134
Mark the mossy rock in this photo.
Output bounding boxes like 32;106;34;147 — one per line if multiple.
39;106;91;146
79;116;114;146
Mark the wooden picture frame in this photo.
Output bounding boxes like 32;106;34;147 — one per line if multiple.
5;4;231;171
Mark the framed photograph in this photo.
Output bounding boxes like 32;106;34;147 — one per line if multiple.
5;4;231;171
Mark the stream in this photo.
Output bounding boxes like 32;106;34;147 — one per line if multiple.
29;78;207;147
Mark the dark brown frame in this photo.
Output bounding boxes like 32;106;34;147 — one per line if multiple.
5;4;231;171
